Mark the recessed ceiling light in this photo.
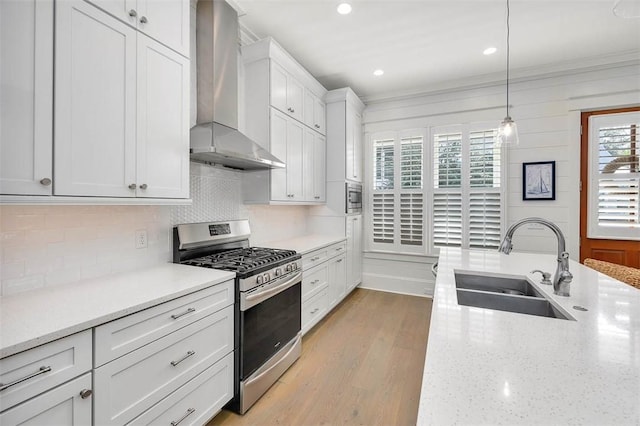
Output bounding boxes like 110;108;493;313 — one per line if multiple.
483;47;497;55
337;3;352;15
373;69;384;77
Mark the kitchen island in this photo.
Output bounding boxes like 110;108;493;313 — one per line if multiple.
418;248;640;425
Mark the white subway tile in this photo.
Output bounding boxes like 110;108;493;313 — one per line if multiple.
2;275;45;296
1;261;25;280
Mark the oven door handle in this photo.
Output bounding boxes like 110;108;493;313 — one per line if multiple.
242;271;302;311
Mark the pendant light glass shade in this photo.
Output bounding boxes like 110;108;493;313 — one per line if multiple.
497;0;519;147
497;116;519;146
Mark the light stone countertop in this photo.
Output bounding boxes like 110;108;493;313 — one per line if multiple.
417;248;640;425
0;263;235;359
261;234;346;255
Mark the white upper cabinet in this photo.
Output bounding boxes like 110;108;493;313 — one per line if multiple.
271;61;304;123
242;37;328;205
136;35;189;198
304;128;326;202
270;109;304;201
54;0;189;199
326;88;365;183
304;90;326;135
85;0;189;57
0;0;53;195
55;0;137;197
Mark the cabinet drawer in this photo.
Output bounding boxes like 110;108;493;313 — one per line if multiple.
127;352;233;425
302;288;328;335
327;242;346;258
302;248;328;271
94;280;234;367
0;330;92;412
0;372;92;426
302;264;328;301
94;305;234;425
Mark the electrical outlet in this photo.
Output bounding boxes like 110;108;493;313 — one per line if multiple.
135;229;148;249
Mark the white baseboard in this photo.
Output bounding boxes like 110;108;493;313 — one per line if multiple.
361;273;434;297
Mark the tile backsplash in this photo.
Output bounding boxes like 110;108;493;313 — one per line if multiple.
1;164;310;296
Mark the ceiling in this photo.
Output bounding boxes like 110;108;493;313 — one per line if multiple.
233;0;640;102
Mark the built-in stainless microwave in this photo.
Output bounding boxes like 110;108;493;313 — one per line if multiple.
346;182;362;214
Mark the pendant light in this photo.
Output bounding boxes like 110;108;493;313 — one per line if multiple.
496;0;519;146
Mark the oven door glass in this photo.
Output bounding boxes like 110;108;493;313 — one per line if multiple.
240;282;301;379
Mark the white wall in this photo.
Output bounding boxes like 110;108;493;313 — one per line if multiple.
362;61;640;296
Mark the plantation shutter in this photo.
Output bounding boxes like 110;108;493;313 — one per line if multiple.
370;132;425;252
588;112;640;239
468;130;502;249
433;132;462;247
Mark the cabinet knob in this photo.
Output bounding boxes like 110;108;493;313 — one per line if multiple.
140;15;148;24
128;183;137;190
139;183;148;190
40;178;52;186
128;9;137;17
79;389;92;399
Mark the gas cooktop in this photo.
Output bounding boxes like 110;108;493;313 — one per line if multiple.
182;247;298;274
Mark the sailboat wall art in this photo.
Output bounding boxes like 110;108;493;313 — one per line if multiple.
523;161;556;200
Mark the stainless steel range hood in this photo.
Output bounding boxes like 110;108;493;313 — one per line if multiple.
191;0;284;170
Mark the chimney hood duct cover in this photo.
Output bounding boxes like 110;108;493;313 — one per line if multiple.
191;0;284;170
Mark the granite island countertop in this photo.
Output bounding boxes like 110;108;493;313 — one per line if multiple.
417;248;640;425
0;263;235;358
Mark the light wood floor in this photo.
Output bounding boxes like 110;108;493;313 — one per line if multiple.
210;288;433;426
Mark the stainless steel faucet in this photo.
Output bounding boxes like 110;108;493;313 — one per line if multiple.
498;217;573;296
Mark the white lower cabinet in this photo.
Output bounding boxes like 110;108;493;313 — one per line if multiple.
346;215;363;290
0;373;92;426
94;305;234;425
301;241;350;335
327;254;347;308
127;352;233;425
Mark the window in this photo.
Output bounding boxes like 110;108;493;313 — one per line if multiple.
368;124;504;255
587;111;640;240
432;125;504;251
371;131;425;253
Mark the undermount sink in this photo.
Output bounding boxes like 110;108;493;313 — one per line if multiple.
454;271;574;321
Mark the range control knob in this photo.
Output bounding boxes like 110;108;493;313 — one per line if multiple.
263;273;271;282
285;264;292;272
274;268;282;277
292;262;298;270
256;275;263;285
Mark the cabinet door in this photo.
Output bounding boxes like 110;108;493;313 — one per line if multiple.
0;373;92;426
270;109;288;201
345;108;362;182
54;0;137;197
347;215;363;290
303;90;316;130
0;0;53;195
302;129;315;201
270;109;304;202
84;0;137;27
286;119;304;201
270;62;289;116
137;0;189;57
136;35;189;198
328;255;346;308
313;134;326;202
286;75;304;123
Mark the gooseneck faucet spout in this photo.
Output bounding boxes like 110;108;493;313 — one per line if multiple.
498;217;573;296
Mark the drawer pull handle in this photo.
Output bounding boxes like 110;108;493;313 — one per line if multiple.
337;259;343;263
170;351;196;367
335;247;343;251
0;366;51;391
171;408;196;426
171;307;196;320
311;279;320;285
79;389;93;399
311;308;319;314
311;256;320;261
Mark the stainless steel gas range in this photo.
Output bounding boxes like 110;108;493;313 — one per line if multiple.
173;220;302;414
